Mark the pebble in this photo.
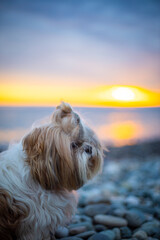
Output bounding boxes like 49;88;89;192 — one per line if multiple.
94;224;107;232
85;195;111;205
153;195;160;206
100;230;115;240
133;230;148;240
113;228;121;240
154;207;160;220
57;157;160;240
75;230;96;239
88;233;110;240
120;226;132;238
71;214;92;224
68;222;94;231
125;210;146;228
59;237;83;240
94;214;128;227
55;226;69;238
113;208;127;217
153;229;160;239
69;226;87;235
140;221;160;236
83;203;110;217
79;215;92;223
125;195;140;205
147;238;159;240
128;205;155;215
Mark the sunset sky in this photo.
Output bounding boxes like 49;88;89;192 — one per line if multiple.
0;0;160;107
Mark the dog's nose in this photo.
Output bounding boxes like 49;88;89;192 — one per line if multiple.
84;145;92;155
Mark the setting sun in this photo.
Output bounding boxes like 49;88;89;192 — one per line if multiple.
112;87;135;101
0;72;160;107
96;85;160;107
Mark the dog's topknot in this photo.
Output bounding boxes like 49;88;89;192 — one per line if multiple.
56;102;72;113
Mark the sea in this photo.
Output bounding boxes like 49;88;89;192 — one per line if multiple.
0;107;160;146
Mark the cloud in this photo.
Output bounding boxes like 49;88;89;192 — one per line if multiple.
0;0;160;89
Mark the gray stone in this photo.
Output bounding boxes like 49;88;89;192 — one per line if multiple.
147;238;159;240
94;214;127;227
79;215;92;223
78;196;87;207
68;222;94;231
60;237;83;240
129;206;154;215
94;224;107;232
120;226;132;238
133;230;148;240
71;215;82;224
113;209;127;217
88;233;111;240
75;230;96;239
154;207;160;220
152;228;160;239
71;214;92;224
55;226;69;238
84;204;110;217
113;228;121;240
125;195;140;205
153;195;160;206
77;207;84;215
140;221;160;236
86;195;111;205
125;210;146;228
101;230;115;240
69;226;87;235
123;239;138;240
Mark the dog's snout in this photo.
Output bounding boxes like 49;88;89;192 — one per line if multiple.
84;145;92;155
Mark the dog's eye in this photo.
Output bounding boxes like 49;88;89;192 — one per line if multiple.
71;142;78;149
77;117;80;124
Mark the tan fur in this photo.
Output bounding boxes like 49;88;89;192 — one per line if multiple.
23;102;103;191
0;189;29;240
23;126;83;190
0;102;103;240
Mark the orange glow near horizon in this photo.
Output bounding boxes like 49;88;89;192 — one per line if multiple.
95;85;160;107
0;73;160;107
97;120;143;146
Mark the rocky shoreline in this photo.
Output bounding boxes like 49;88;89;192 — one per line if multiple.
1;141;160;239
54;141;160;240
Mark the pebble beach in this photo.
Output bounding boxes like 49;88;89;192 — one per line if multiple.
0;141;160;240
54;141;160;240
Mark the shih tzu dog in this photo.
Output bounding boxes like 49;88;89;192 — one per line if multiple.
0;102;103;240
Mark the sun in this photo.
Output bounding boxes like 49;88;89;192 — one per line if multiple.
112;87;135;101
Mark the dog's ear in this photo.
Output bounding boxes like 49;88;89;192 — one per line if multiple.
23;127;57;190
23;126;83;191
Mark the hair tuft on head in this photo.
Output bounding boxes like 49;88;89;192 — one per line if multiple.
56;102;72;113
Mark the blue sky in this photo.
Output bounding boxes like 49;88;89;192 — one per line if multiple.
0;0;160;90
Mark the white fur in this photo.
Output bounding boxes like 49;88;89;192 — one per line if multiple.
0;142;77;240
0;102;103;240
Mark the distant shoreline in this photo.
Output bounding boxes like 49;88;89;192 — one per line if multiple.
1;139;160;160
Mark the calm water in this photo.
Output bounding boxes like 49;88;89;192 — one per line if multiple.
0;107;160;146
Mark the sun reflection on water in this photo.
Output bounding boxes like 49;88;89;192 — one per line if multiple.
97;120;143;146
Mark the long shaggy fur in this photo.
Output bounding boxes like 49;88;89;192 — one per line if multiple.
0;102;103;240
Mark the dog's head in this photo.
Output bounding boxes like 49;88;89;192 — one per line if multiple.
23;102;103;191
